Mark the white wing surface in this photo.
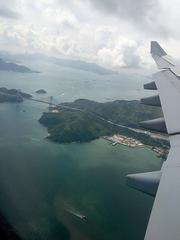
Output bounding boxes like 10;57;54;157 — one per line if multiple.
127;41;180;240
145;42;180;240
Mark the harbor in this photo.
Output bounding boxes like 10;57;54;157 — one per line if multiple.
103;134;169;159
103;134;144;148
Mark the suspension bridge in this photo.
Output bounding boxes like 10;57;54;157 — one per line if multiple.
29;95;84;112
0;89;168;141
2;90;85;113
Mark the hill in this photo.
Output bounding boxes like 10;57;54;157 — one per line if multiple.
39;99;169;152
39;110;116;143
61;99;163;128
0;58;38;73
0;88;32;102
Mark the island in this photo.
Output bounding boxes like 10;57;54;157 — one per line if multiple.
39;99;170;158
0;88;32;103
0;58;39;73
35;89;47;94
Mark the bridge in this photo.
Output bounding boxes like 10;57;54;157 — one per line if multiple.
29;97;84;112
0;90;168;141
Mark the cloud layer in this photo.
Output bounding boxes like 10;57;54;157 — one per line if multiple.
0;8;20;19
0;0;179;69
88;0;155;24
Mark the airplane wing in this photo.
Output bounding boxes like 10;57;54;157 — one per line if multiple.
127;42;180;240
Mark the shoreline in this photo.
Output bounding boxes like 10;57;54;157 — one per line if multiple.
103;134;144;148
102;134;169;159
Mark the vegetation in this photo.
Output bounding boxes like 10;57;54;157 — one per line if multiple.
62;99;163;128
39;110;117;143
0;88;32;103
39;99;170;151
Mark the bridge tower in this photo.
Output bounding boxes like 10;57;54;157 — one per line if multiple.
48;96;53;112
15;89;23;107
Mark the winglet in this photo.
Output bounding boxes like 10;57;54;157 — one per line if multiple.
151;41;167;57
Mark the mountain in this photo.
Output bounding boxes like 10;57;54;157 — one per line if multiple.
0;52;116;75
0;58;38;73
51;58;117;75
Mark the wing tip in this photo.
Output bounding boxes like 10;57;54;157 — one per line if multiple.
151;41;167;57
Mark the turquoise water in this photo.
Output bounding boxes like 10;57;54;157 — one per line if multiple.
0;62;162;240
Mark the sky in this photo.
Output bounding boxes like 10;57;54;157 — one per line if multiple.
0;0;180;69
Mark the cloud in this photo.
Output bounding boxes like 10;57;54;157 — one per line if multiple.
87;0;154;22
0;3;149;69
0;0;180;70
86;0;168;37
122;45;142;68
0;7;20;19
0;0;20;19
96;41;143;69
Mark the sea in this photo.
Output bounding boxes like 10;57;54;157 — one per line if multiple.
0;59;162;240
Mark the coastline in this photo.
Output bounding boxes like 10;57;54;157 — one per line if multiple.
103;134;169;159
103;134;144;148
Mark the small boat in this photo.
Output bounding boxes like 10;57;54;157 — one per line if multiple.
65;208;88;222
80;215;88;222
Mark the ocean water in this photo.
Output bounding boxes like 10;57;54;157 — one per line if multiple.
0;61;162;240
0;59;153;103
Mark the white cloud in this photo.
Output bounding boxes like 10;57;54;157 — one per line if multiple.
0;0;180;69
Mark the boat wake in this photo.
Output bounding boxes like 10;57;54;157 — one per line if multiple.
65;208;88;222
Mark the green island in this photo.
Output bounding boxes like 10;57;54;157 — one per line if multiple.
39;99;170;158
0;88;32;103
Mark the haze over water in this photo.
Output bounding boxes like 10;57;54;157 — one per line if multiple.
0;60;162;240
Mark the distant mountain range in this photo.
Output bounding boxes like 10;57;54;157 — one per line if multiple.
0;58;38;73
50;58;117;75
0;52;116;75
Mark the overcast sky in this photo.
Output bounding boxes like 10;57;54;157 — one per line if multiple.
0;0;179;69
